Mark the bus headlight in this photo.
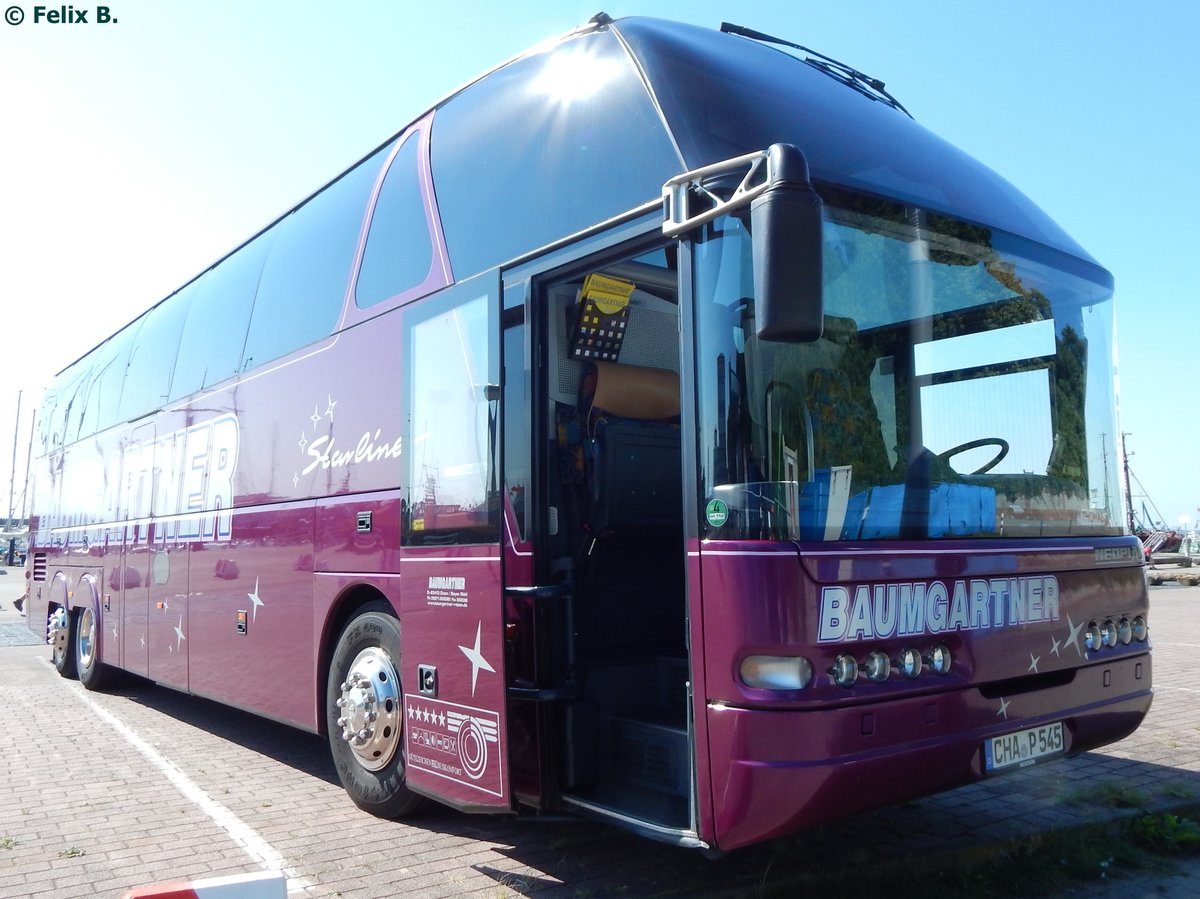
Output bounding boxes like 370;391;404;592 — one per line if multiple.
1132;616;1149;642
1085;621;1104;652
897;647;923;678
1101;619;1118;648
831;654;858;687
927;644;953;675
1117;617;1133;645
865;650;891;682
740;655;813;690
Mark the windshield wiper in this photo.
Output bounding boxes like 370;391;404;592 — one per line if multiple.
720;22;912;118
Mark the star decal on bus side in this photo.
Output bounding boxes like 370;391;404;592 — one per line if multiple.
1063;614;1085;657
248;577;265;620
996;697;1011;720
1027;652;1040;674
174;615;186;650
310;405;323;429
458;621;495;696
1049;635;1062;657
324;395;337;421
299;433;308;452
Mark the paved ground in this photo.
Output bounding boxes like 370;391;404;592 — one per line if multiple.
1;566;1198;898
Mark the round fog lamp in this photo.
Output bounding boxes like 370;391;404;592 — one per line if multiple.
927;644;953;675
865;650;891;682
1117;617;1133;645
740;655;814;691
1132;616;1148;642
1085;621;1104;652
1101;619;1118;648
831;654;858;687
898;647;923;679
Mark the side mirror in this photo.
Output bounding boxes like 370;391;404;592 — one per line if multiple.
751;144;824;342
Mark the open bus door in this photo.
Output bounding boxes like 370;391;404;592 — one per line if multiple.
392;274;512;812
501;223;702;845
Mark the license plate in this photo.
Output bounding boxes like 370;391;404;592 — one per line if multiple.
984;721;1064;772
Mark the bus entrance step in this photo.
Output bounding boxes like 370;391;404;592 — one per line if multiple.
609;715;688;797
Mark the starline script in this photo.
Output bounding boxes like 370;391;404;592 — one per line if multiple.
818;576;1060;643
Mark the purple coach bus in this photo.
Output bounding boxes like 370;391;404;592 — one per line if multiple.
24;15;1150;851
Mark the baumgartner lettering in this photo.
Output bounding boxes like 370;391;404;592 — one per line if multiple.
303;429;403;476
818;577;1060;643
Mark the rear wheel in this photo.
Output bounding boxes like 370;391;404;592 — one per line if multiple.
326;602;427;818
49;606;78;679
76;601;115;690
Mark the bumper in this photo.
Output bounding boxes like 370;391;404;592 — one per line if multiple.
705;653;1152;850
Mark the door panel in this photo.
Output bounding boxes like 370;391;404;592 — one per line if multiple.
395;276;509;811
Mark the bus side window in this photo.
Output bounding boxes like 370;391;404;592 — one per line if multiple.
117;283;194;422
355;134;436;308
242;141;393;373
170;233;272;401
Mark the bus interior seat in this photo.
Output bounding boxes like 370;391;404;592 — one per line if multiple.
580;360;681;535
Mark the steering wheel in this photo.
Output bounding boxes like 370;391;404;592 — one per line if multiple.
936;438;1009;475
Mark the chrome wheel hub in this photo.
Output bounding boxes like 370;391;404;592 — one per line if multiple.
77;607;96;669
335;647;402;771
47;607;70;657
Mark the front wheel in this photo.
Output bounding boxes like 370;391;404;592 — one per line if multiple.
326;602;427;818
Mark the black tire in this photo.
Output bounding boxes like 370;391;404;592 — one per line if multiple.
76;601;116;691
326;602;427;818
50;606;78;679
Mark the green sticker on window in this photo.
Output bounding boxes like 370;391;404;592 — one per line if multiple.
705;498;729;528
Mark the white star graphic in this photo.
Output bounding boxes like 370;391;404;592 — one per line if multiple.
112;626;119;640
292;471;299;488
1049;635;1062;657
458;621;496;696
310;405;322;428
325;395;337;421
1027;652;1040;674
996;697;1011;720
140;635;146;648
1064;614;1084;657
298;433;308;452
407;705;415;719
247;577;265;621
174;615;186;650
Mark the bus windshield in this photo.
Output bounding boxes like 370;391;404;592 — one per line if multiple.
695;193;1121;542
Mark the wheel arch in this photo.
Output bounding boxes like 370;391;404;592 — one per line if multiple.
316;581;400;737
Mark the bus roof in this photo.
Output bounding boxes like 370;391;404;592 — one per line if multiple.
610;17;1095;264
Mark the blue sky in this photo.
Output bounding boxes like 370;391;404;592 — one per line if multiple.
1;0;1196;530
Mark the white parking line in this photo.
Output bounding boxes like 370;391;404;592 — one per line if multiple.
53;662;314;895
